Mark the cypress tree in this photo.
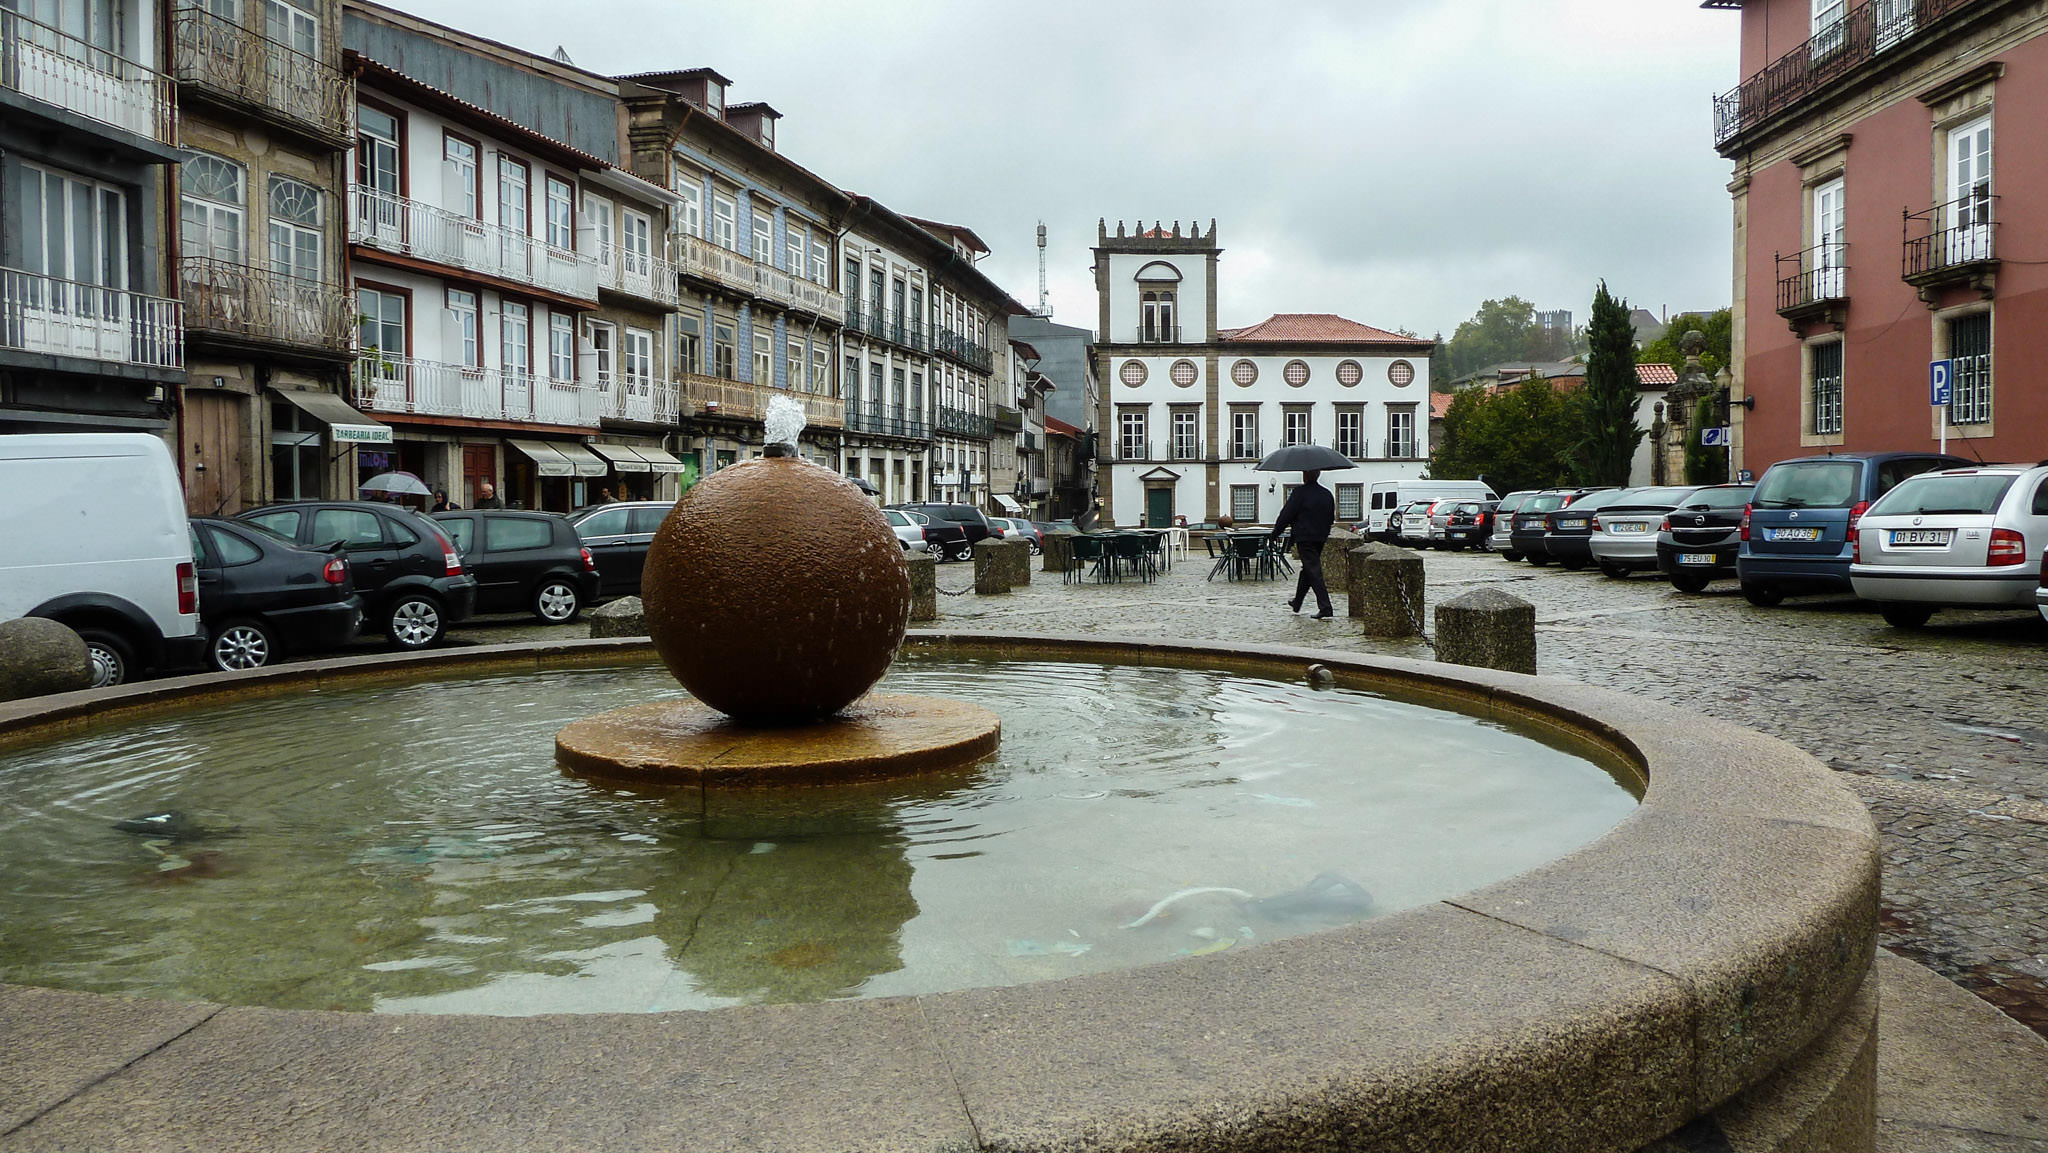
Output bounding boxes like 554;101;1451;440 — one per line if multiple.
1579;281;1644;487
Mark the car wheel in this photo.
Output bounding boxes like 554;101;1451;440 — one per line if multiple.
73;627;135;688
1599;562;1630;580
1027;541;1042;556
533;579;582;624
1527;555;1550;566
1879;603;1936;629
209;619;275;671
1741;583;1784;608
949;541;973;562
1670;573;1711;594
1500;552;1521;562
385;593;447;650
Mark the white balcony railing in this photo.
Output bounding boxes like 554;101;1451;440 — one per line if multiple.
353;355;601;427
349;187;602;302
676;232;757;295
1;267;184;369
602;370;678;425
674;232;844;323
596;243;679;307
677;372;843;428
787;276;844;323
1;7;178;144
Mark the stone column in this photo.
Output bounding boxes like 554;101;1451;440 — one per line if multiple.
1001;538;1032;586
1344;541;1389;619
1354;547;1425;638
973;539;1012;594
906;552;938;621
1434;587;1536;674
1042;533;1075;576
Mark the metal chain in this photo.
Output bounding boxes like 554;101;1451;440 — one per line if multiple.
1394;560;1433;646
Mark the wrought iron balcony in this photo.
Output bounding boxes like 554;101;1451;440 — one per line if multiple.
0;7;177;145
930;325;993;372
1170;437;1203;462
1137;324;1183;344
1116;439;1154;463
784;274;844;324
1228;438;1265;462
171;5;348;146
1713;0;1981;150
675;232;758;295
1;267;183;370
349;187;602;302
843;303;926;352
1902;195;1999;301
845;401;928;440
179;258;350;353
353;355;601;427
935;405;995;440
600;371;678;426
597;244;680;307
992;403;1023;431
1774;244;1850;329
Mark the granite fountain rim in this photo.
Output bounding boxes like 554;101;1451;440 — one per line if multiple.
0;631;1881;1153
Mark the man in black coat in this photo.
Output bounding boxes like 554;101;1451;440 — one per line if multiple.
1270;470;1337;618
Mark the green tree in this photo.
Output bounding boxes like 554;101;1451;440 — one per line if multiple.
1685;397;1729;484
1576;281;1643;487
1429;376;1582;496
1638;308;1732;378
1447;296;1541;378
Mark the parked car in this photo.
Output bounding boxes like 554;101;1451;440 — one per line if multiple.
1395;500;1441;548
433;510;600;623
1509;489;1598;565
1434;501;1498;550
1849;464;2048;628
890;503;995;561
993;517;1045;554
1366;479;1496;540
2038;545;2048;625
1541;488;1628;571
1737;452;1971;606
1587;486;1699;578
239;501;476;650
905;510;969;560
566;501;672;599
1034;519;1081;537
1655;484;1757;593
1489;491;1536;558
189;517;363;670
3;433;205;686
883;509;933;554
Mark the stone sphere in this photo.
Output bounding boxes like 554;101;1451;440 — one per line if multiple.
640;456;911;724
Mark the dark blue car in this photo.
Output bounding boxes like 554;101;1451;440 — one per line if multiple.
1736;451;1971;606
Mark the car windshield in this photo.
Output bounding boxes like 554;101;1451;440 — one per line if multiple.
1678;486;1755;510
884;510;910;527
1867;473;2018;516
1495;493;1528;513
1609;486;1696;509
1752;461;1859;509
1522;494;1568;513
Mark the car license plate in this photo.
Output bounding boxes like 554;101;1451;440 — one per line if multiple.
1889;529;1952;546
1678;553;1717;565
1765;527;1822;542
1558;518;1585;530
1613;522;1649;535
1518;519;1537;531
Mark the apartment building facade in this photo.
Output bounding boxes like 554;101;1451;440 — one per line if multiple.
1708;0;2048;470
1094;220;1436;528
0;0;187;438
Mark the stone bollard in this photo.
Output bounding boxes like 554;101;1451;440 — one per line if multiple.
1000;538;1032;587
1434;587;1537;674
1041;533;1075;576
0;617;92;701
587;596;649;638
1354;547;1425;638
906;551;938;621
972;538;1012;594
1344;541;1390;618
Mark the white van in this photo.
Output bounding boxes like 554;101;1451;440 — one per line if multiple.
0;434;203;686
1365;479;1496;539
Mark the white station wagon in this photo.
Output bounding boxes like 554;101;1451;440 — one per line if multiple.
1849;464;2048;629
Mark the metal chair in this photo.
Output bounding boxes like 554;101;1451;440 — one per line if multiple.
1112;533;1154;583
1229;535;1265;581
1069;534;1107;584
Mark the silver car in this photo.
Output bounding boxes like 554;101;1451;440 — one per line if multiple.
1849;464;2048;628
882;508;931;554
1588;486;1698;578
1489;491;1534;556
1396;501;1438;548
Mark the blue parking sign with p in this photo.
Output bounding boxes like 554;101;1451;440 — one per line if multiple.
1930;359;1952;406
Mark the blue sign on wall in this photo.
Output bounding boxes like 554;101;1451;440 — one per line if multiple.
1700;426;1730;447
1930;359;1953;406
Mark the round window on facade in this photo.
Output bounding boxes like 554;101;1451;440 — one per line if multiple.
1283;359;1311;387
1230;359;1258;386
1119;360;1148;387
1169;359;1199;387
1388;360;1416;388
1336;360;1363;387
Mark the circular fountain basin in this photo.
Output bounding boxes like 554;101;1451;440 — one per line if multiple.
0;633;1880;1152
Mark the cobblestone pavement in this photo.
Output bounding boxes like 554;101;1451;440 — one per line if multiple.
440;541;2048;1036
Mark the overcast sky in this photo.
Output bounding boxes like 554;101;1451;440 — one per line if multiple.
397;0;1740;339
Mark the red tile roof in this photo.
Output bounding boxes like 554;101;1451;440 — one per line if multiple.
1429;392;1455;419
1221;314;1434;346
1636;363;1679;386
1043;415;1082;437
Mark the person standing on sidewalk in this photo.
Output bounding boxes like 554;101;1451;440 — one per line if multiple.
475;481;504;509
1270;470;1336;618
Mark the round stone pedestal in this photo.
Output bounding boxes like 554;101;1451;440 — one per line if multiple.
556;694;1001;786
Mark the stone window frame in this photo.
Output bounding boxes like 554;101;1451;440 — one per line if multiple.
1228;403;1260;460
1230;359;1258;387
1117;404;1150;462
1333;403;1365;458
1169;358;1199;387
1801;336;1845;444
1281;403;1313;447
1282;359;1311;387
1119;359;1148;387
1335;359;1363;387
1169;405;1201;461
1934;303;1993;431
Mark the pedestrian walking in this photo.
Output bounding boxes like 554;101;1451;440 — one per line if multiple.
430;489;458;513
476;481;504;509
1270;469;1336;618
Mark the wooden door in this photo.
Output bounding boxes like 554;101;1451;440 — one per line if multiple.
462;443;496;507
183;390;249;516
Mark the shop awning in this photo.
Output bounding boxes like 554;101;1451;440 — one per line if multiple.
589;442;652;473
272;388;391;445
553;442;609;478
993;494;1025;514
506;438;574;477
634;444;686;474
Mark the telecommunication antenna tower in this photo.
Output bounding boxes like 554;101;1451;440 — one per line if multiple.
1034;222;1052;317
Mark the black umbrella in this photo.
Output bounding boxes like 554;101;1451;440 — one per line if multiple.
847;476;879;494
1254;444;1357;473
